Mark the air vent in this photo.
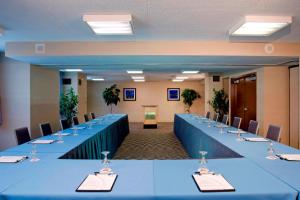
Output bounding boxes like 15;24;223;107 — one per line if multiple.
62;78;72;85
213;76;220;82
35;43;45;54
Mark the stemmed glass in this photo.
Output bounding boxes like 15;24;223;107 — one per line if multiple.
57;131;64;143
100;151;113;174
72;126;79;136
236;129;243;141
30;144;40;162
266;140;277;160
198;151;209;174
219;124;224;134
87;122;93;129
207;119;212;128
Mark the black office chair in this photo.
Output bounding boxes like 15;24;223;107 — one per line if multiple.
60;119;71;130
205;111;211;119
72;116;79;126
15;127;31;145
213;113;219;122
221;115;228;125
84;114;89;122
39;122;53;136
232;117;242;129
248;120;259;134
266;124;281;142
91;112;96;120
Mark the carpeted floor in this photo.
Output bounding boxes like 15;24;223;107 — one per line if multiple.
113;123;190;160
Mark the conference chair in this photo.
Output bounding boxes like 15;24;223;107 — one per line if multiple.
213;113;219;122
266;124;281;142
84;114;89;122
72;116;79;126
91;112;96;120
232;117;242;129
248;120;259;135
39;122;53;136
15;127;31;145
221;115;228;125
60;119;71;130
205;111;211;119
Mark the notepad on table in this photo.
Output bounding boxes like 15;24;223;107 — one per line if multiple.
71;127;85;130
0;156;28;163
31;139;55;144
53;133;70;136
76;173;117;192
215;124;229;128
227;130;246;134
243;137;269;142
277;154;300;161
192;173;235;192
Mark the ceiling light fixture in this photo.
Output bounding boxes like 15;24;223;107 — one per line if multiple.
175;76;189;80
131;76;145;80
127;70;143;74
230;16;292;36
92;78;105;81
134;79;145;82
172;79;184;82
182;71;199;74
83;14;133;35
61;69;83;72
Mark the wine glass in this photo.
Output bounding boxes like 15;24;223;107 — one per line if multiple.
87;122;93;129
100;151;112;174
30;144;40;162
266;140;277;160
207;119;212;128
236;129;243;141
219;124;224;134
198;151;209;174
72;126;79;136
57;131;64;143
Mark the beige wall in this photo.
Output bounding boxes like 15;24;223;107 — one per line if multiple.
0;55;31;150
289;67;299;148
30;65;60;138
87;81;205;122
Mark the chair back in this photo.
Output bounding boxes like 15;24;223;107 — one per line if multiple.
232;117;242;129
266;124;281;142
205;111;211;119
248;120;259;134
60;119;71;130
84;114;89;122
15;127;31;145
222;115;228;125
72;116;79;126
213;113;219;121
91;112;96;119
39;122;53;136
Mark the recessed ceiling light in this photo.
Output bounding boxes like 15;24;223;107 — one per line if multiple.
127;70;143;74
61;69;83;72
92;78;105;81
230;16;292;36
83;14;133;35
131;76;145;80
172;79;184;82
134;79;145;82
175;76;189;80
182;71;199;74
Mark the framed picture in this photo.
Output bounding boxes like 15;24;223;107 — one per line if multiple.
167;88;180;101
123;88;136;101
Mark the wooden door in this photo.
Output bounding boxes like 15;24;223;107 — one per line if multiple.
231;74;256;130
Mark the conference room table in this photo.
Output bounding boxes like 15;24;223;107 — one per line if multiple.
0;113;299;200
174;114;300;200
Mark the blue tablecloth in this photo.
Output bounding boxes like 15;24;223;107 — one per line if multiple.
174;114;300;199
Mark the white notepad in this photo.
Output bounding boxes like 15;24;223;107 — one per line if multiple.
215;124;229;128
71;127;85;130
277;154;300;161
77;174;117;192
31;139;55;144
192;173;235;192
227;130;246;134
0;156;27;163
243;137;269;142
53;133;70;136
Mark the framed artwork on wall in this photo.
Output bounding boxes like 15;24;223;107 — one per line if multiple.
123;88;136;101
167;88;180;101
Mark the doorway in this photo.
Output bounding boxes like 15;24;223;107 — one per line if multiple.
231;74;256;130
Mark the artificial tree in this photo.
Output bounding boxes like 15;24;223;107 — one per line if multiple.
60;87;79;125
209;88;229;120
102;84;120;113
181;89;201;113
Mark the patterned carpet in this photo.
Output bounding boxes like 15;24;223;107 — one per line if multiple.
113;123;190;160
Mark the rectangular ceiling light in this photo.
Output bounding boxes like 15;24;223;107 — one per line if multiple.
182;71;199;74
134;79;145;82
131;76;145;80
230;16;292;36
61;69;83;72
83;14;133;35
175;76;189;80
172;79;184;82
92;78;105;81
127;70;143;74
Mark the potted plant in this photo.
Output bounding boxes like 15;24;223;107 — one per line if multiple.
208;89;229;120
181;89;201;113
102;84;120;113
60;87;79;125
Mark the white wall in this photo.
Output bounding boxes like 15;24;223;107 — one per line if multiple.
0;55;31;150
87;81;205;122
